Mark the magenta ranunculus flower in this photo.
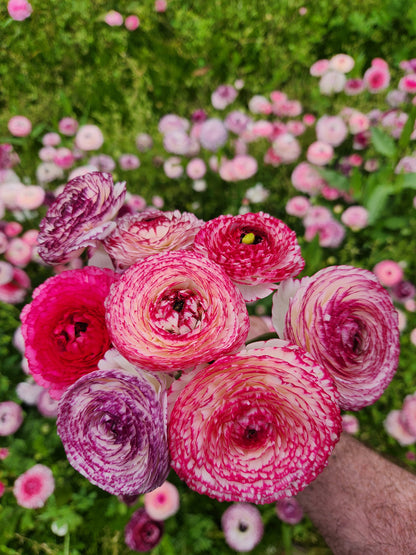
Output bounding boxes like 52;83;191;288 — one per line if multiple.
57;366;170;496
105;251;249;372
0;401;23;436
193;212;304;301
37;171;126;264
169;340;341;503
20;267;117;400
13;464;55;509
221;503;264;552
125;508;164;552
103;209;204;271
276;266;400;410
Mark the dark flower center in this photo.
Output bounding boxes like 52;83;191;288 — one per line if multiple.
54;314;90;352
238;521;249;532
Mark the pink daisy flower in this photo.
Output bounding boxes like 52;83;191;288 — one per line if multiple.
13;464;55;509
144;481;180;521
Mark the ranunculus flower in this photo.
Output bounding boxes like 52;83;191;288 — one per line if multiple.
20;267;117;399
144;481;180;520
103;209;204;271
364;64;390;92
169;340;341;503
272;133;301;164
306;141;334;166
275;266;400;410
13;464;55;509
57;365;170;496
58;117;78;136
37;389;59;418
341;206;369;230
329;53;355;73
0;267;30;304
199;118;228;151
125;508;164;552
211;84;238;110
125;14;140;30
384;410;416;446
285;196;311;217
341;413;360;434
193;212;304;301
221;503;264;552
319;71;346;94
37;171;126;264
105;251;249;372
0;401;23;436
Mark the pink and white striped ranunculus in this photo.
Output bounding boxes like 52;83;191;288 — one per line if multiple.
103;209;204;271
193;212;304;301
37;171;126;264
105;251;250;372
168;340;341;503
57;365;170;496
273;266;400;410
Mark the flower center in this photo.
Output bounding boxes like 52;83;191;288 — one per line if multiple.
238;521;249;532
23;476;42;496
240;231;263;245
153;288;206;335
53;313;89;352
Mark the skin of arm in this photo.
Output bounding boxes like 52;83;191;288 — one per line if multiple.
296;433;416;555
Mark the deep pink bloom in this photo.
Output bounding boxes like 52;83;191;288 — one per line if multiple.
105;251;249;372
373;260;403;287
364;65;390;92
37;171;126;264
275;497;304;525
193;212;304;301
144;481;180;520
125;508;164;552
277;266;400;410
0;401;23;436
7;0;32;21
222;503;264;552
57;367;170;495
8;115;32;137
13;464;54;508
103;209;204;270
125;15;140;30
20;267;117;399
0;448;9;460
169;340;341;503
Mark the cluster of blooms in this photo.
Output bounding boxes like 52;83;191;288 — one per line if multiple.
14;170;401;551
104;1;167;30
140;53;416;247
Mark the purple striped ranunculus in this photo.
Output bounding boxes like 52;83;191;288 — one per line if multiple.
57;366;170;496
275;265;400;410
168;339;341;504
37;171;126;264
105;251;250;372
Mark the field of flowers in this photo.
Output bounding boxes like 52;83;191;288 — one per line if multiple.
1;1;416;554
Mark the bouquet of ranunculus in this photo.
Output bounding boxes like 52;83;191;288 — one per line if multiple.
20;171;400;510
